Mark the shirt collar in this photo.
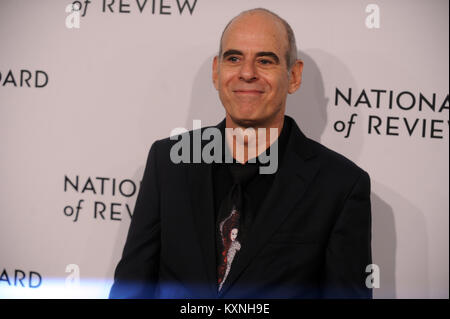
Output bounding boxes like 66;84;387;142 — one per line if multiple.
217;115;291;168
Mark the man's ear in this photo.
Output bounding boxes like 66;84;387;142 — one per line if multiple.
288;60;303;94
212;56;219;90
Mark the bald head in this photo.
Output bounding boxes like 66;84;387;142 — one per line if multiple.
219;8;298;70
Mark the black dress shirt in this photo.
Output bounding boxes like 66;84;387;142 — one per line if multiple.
212;116;292;250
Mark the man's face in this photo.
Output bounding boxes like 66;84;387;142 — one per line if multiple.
213;12;302;128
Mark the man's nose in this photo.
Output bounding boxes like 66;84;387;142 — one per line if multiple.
238;60;257;82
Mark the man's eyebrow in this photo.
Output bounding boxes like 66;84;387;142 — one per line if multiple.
222;50;280;64
255;52;280;64
222;49;243;59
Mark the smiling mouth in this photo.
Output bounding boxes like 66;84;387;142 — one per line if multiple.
233;90;264;95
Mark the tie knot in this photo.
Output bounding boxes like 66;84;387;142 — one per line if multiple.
229;163;259;185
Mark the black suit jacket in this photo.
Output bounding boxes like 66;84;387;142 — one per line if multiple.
110;116;372;299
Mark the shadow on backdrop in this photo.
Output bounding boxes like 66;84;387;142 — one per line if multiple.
370;192;397;298
285;50;328;143
371;181;429;298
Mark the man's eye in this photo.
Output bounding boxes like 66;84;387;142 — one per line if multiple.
227;56;240;62
259;59;273;65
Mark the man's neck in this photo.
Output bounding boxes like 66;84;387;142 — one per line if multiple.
224;114;285;164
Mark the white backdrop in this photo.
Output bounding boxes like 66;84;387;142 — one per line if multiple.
0;0;448;298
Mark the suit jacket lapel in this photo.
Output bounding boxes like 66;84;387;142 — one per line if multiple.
219;117;321;297
185;119;227;298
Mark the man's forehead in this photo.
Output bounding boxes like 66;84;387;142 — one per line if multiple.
227;10;285;31
221;13;287;52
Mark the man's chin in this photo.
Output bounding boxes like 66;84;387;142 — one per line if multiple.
229;115;263;128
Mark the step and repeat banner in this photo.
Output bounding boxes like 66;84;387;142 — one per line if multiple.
0;0;448;298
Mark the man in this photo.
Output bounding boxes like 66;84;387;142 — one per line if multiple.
110;8;372;299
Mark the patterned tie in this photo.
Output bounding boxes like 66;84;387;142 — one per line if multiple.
216;163;259;292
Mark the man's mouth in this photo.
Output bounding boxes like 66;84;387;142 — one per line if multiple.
233;90;264;95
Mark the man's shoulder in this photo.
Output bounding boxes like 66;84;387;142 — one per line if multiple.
147;124;219;164
151;124;216;149
286;115;368;181
303;136;370;182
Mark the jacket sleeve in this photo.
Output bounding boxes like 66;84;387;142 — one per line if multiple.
321;170;373;299
109;141;161;299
